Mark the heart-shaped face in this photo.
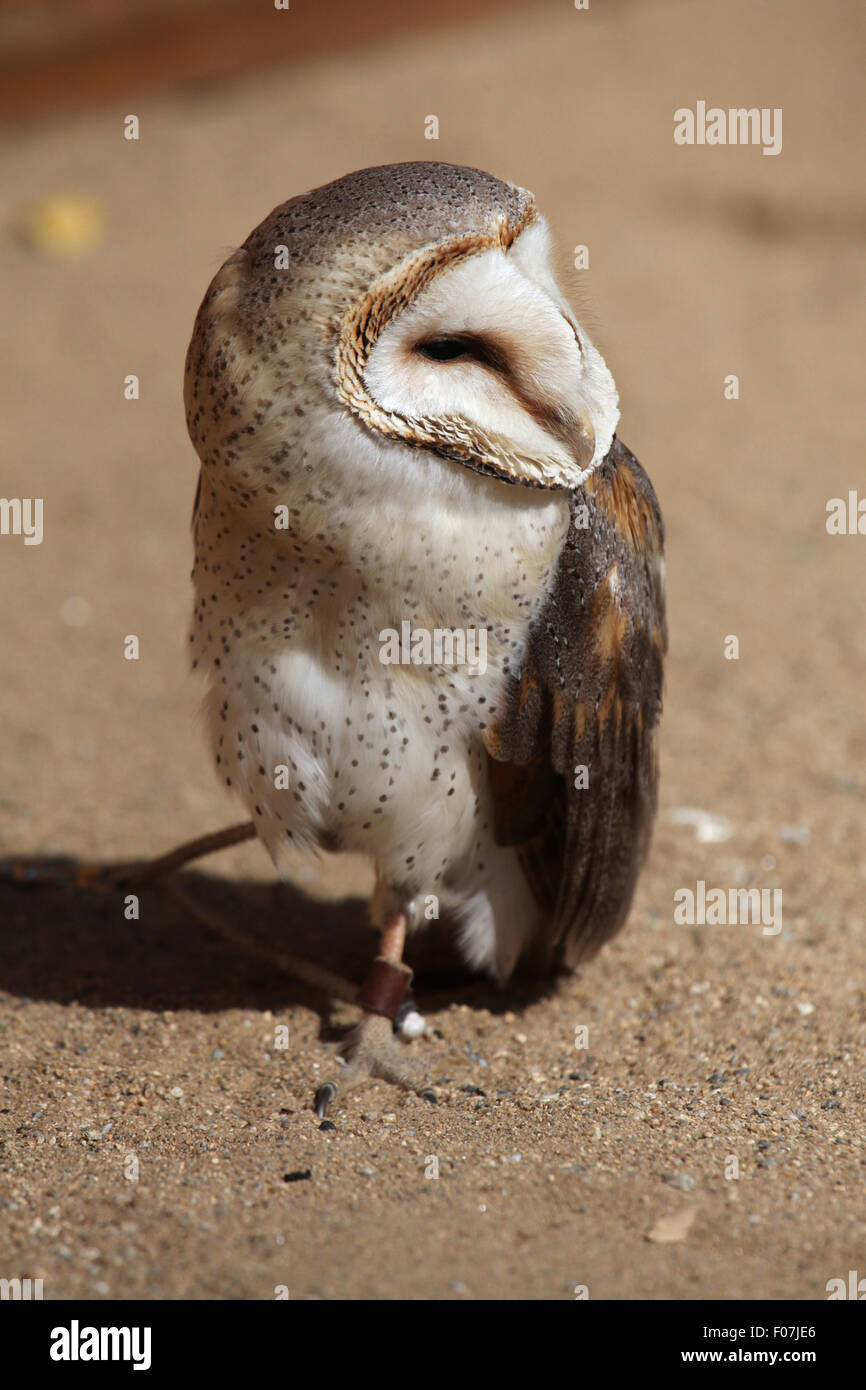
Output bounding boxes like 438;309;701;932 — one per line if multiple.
340;212;618;490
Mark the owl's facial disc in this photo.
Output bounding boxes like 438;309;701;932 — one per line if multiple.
355;219;619;489
410;325;599;459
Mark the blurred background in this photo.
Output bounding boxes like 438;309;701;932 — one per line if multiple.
0;0;864;1301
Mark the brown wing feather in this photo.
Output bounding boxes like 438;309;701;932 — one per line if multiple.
191;467;203;529
484;436;667;973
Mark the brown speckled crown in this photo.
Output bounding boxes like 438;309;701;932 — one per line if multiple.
185;162;541;490
238;161;536;311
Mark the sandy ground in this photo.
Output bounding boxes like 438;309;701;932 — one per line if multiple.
1;0;864;1300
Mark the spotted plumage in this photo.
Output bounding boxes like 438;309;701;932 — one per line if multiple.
184;162;666;1107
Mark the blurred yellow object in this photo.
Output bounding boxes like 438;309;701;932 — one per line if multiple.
15;195;104;256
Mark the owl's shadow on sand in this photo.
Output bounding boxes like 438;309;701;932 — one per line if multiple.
0;863;553;1032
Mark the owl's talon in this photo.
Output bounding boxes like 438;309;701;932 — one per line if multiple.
314;1082;338;1118
311;1005;432;1112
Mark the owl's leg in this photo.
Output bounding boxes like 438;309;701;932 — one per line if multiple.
313;909;436;1118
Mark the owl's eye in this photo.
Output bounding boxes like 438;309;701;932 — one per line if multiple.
415;338;470;362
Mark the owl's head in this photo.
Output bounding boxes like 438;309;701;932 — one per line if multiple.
186;162;619;502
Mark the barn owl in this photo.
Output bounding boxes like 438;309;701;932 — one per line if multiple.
184;162;666;1116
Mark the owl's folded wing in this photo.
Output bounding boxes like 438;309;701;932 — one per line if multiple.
484;436;667;973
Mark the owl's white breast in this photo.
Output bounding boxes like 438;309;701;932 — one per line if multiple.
191;426;568;953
